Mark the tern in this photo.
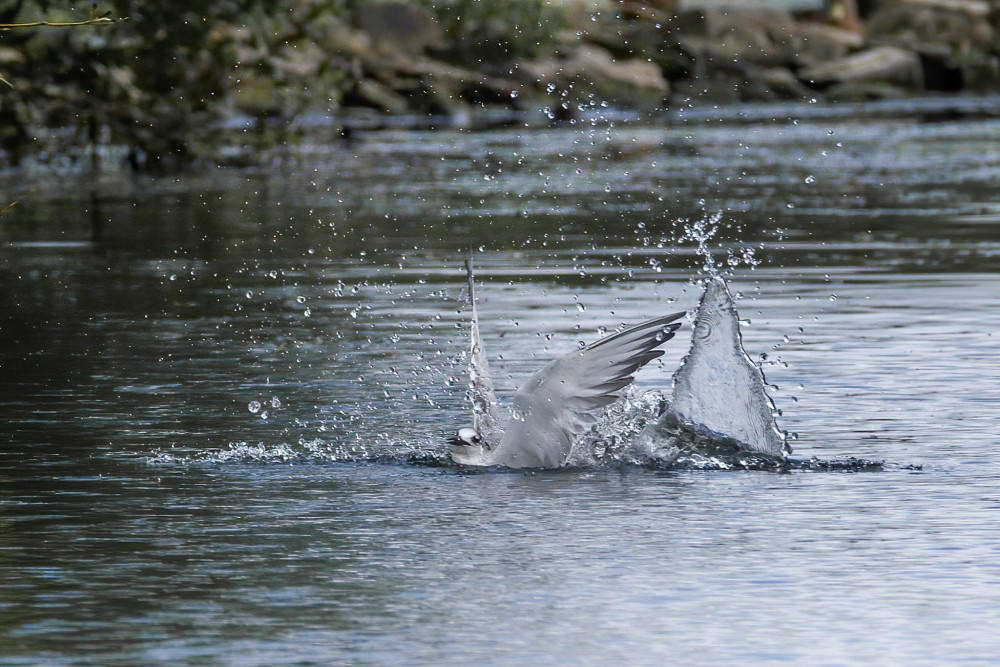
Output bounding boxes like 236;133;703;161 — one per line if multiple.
449;260;684;468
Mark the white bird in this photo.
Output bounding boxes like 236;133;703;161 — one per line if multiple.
449;260;685;468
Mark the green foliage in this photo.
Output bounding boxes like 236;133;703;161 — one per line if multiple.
1;1;280;168
0;0;564;170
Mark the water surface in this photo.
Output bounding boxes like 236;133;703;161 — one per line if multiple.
3;100;1000;664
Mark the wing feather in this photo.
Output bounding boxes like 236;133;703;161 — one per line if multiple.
491;311;685;468
465;259;503;447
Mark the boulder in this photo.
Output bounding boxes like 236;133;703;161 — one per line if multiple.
582;10;696;79
865;0;997;90
824;80;914;100
671;71;743;105
271;41;327;79
310;16;375;60
752;66;814;99
355;2;441;55
799;45;923;89
518;44;669;111
793;22;865;67
866;0;994;55
672;64;811;103
0;47;25;66
664;8;799;67
342;78;411;114
393;58;522;107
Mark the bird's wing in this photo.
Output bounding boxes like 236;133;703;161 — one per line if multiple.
465;259;503;446
493;311;685;468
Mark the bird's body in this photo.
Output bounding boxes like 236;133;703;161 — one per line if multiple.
450;260;684;468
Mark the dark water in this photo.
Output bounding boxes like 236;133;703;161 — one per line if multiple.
3;100;1000;664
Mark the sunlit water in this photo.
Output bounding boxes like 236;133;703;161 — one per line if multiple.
3;99;1000;665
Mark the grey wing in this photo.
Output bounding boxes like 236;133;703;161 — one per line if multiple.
465;259;503;445
492;311;685;468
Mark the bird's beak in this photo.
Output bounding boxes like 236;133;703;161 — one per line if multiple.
448;435;468;447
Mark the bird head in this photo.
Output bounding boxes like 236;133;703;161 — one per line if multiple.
448;427;490;465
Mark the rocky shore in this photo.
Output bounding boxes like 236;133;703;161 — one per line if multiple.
253;0;1000;123
2;0;999;168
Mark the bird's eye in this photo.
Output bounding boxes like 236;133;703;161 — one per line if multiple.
472;435;481;444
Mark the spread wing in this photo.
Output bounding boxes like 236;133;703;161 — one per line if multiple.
465;259;503;446
492;311;685;468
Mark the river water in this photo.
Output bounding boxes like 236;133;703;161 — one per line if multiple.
3;99;1000;665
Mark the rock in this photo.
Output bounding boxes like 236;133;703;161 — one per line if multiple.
443;22;521;69
799;45;923;89
896;0;990;16
664;8;799;67
752;66;814;99
271;41;326;79
518;44;669;111
824;79;914;100
0;47;25;66
867;0;994;54
342;78;411;114
794;21;865;67
865;0;996;90
671;72;743;105
311;16;374;60
827;0;865;31
392;58;522;109
613;1;679;23
232;78;282;116
355;2;441;55
459;75;522;106
672;64;811;103
582;10;696;79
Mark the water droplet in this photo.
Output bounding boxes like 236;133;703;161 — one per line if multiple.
270;396;282;408
576;302;586;312
804;175;815;184
296;296;306;304
304;308;311;317
248;401;261;414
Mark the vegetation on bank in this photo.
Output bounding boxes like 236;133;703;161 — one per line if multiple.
1;0;999;171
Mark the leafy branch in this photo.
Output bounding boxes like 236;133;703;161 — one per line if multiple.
0;8;122;87
0;190;34;221
0;17;118;29
0;4;120;29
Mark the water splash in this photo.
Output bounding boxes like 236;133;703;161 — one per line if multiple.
145;438;449;466
639;275;789;458
677;210;762;279
570;387;886;470
680;211;724;278
569;386;670;466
